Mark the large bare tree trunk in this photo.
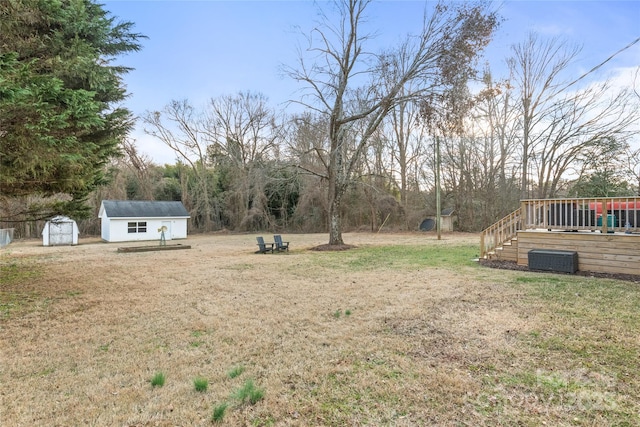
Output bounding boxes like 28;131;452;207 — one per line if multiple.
328;112;346;245
328;191;344;245
286;0;498;246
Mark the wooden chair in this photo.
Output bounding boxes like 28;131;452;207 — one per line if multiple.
256;236;274;254
273;235;289;252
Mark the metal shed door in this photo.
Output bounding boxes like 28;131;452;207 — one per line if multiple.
50;222;73;245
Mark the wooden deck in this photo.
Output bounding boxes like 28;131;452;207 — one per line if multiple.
481;196;640;276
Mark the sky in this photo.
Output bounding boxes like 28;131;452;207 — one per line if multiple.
102;0;640;165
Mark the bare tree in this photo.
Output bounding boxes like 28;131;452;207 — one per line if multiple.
458;70;521;227
508;33;579;198
203;92;282;168
121;139;156;200
381;97;428;211
142;100;217;231
474;70;520;201
570;137;636;197
509;33;639;199
286;112;330;179
202;91;283;230
286;0;498;245
143;93;285;231
285;113;331;231
531;82;637;198
375;50;430;223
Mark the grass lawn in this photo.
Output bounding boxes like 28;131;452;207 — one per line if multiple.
1;232;638;426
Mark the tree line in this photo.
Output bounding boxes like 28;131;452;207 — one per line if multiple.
2;1;638;242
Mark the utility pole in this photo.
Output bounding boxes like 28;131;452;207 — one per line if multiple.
436;135;442;240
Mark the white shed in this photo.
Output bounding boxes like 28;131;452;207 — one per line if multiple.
99;200;190;243
42;216;79;246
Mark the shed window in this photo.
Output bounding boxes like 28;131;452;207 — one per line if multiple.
127;221;147;233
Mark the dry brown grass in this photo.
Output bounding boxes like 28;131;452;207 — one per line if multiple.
1;232;638;426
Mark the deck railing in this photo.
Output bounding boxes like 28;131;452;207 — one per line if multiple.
481;196;640;258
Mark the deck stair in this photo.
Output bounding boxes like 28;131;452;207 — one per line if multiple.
487;236;518;261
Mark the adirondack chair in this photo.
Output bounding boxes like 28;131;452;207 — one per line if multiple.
256;236;274;254
273;235;289;252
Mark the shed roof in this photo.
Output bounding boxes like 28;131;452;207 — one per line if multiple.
441;207;455;216
101;200;190;218
48;215;76;223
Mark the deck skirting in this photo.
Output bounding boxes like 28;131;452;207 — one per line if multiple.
517;230;640;276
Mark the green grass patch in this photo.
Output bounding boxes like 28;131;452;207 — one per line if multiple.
309;244;479;271
512;273;640;327
150;372;165;387
0;260;44;318
193;377;208;392
36;367;55;377
499;272;640;423
189;329;208;347
474;366;625;422
251;415;276;426
0;261;41;285
333;308;353;318
232;379;264;405
310;354;411;424
211;402;228;423
65;290;82;297
228;365;245;379
0;290;40;319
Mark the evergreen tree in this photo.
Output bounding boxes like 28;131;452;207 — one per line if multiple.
0;0;144;220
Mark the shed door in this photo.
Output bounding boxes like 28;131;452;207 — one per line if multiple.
50;222;73;245
162;221;172;241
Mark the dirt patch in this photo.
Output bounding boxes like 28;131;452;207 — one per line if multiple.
310;243;357;251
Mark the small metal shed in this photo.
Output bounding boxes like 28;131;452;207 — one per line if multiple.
42;216;79;246
420;208;456;232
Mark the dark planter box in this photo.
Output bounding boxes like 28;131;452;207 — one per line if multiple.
528;249;578;274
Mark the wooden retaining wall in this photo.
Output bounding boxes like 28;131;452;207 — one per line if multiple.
117;244;191;253
517;230;640;276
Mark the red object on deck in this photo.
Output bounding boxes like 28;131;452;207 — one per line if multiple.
588;201;640;214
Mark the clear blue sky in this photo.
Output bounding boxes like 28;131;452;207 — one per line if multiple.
102;0;640;164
